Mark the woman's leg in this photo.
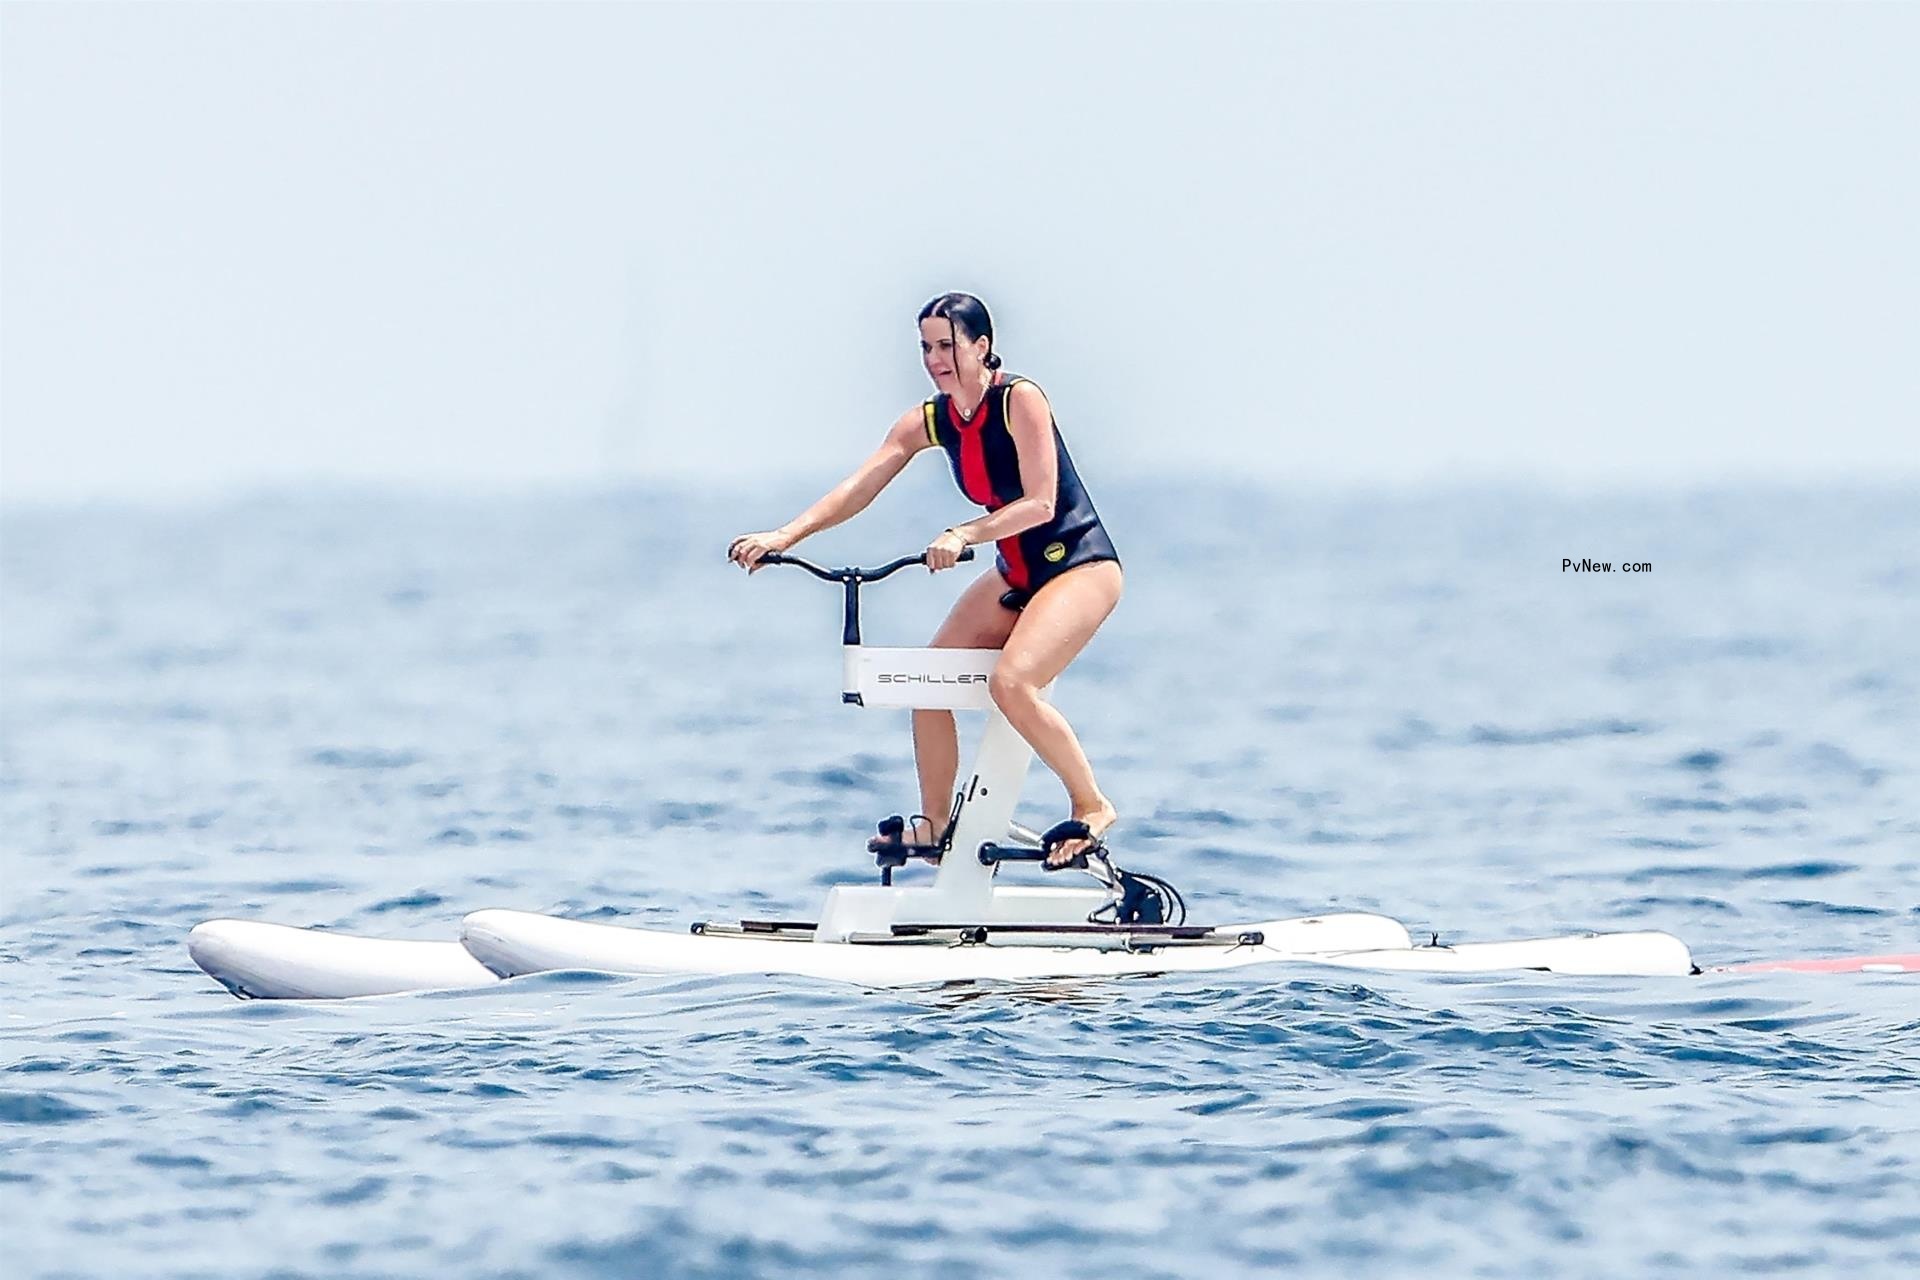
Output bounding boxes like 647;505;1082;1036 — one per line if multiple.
987;560;1124;865
911;568;1022;839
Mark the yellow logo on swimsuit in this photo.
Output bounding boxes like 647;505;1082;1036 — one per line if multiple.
1043;541;1067;563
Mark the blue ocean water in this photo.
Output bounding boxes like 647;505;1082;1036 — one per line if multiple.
2;481;1917;1278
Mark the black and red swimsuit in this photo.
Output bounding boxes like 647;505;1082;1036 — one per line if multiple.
923;373;1119;607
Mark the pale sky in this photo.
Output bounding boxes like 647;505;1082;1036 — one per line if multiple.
3;1;1916;504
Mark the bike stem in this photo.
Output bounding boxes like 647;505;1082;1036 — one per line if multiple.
758;549;975;646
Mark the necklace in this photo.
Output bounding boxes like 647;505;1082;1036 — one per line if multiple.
951;371;997;421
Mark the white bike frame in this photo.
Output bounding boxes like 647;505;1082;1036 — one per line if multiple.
761;551;1109;940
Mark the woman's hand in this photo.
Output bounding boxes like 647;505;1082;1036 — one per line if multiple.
728;527;796;572
924;527;970;572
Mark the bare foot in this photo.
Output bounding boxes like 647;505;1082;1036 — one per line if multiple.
1045;798;1118;868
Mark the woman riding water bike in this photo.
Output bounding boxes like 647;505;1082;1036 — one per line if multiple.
728;292;1122;869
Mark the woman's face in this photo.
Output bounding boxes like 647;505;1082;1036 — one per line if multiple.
920;316;988;391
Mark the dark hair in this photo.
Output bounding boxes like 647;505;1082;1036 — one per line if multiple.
917;292;1003;371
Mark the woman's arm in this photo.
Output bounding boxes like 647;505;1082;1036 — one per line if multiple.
729;406;931;569
780;406;931;540
947;382;1057;545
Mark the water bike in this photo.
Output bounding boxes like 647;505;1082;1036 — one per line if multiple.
187;551;1914;999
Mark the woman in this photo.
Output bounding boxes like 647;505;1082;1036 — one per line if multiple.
728;293;1122;868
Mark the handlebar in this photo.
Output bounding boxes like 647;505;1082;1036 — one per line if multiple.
742;548;976;647
757;548;974;583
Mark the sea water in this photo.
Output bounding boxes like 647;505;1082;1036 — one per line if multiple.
2;481;1916;1278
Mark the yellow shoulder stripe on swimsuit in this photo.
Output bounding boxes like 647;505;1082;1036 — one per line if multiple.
923;399;939;447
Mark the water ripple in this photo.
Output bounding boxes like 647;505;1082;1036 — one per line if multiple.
4;485;1918;1278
